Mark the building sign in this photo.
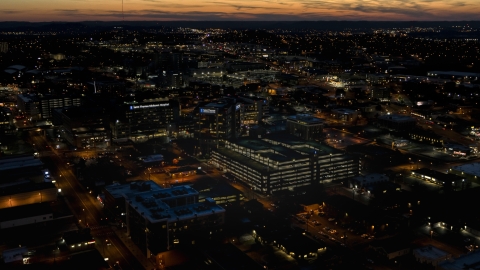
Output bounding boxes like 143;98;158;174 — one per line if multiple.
454;151;466;156
130;103;170;110
236;104;241;111
200;108;216;114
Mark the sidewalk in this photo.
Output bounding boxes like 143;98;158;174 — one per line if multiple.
112;226;156;270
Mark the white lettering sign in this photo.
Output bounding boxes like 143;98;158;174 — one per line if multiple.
200;108;216;114
130;103;169;110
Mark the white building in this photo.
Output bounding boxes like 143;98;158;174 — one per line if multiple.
211;134;358;195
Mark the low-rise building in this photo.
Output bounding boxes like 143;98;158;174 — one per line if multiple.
413;245;451;267
350;173;389;189
438;249;480;270
0;155;45;184
252;226;325;260
370;236;410;260
449;163;480;184
408;129;444;145
377;114;416;131
62;231;96;252
0;202;53;229
412;168;467;189
0;182;57;209
331;108;358;122
286;114;324;141
198;183;244;205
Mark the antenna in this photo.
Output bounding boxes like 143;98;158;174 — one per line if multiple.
122;0;124;22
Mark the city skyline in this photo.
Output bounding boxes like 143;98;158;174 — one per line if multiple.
2;0;480;22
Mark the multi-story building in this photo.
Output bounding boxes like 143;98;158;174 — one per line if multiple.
112;98;179;141
371;88;390;102
0;107;14;136
0;42;7;53
211;134;358;195
17;94;82;121
163;71;184;89
286;114;324;141
53;107;108;149
104;181;225;257
196;98;242;155
237;96;268;125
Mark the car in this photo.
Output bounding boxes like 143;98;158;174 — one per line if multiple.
328;218;335;222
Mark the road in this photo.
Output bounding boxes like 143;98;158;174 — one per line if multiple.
30;131;146;270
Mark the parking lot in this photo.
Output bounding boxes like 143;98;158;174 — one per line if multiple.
293;211;375;248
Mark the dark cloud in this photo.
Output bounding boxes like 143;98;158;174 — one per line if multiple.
0;10;24;14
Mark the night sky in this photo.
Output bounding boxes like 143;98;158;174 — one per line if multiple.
2;0;479;21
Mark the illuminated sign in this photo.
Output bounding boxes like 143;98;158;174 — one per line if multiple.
454;151;466;156
200;108;216;114
130;103;169;110
236;104;241;111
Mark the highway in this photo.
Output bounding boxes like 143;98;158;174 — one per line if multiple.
30;131;146;270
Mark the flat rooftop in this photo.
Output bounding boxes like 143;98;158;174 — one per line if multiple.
126;187;224;223
0;155;43;172
215;148;273;173
104;180;162;199
414;245;449;260
0;182;56;197
378;114;416;122
0;202;52;222
332;108;357;115
451;163;480;177
287;114;325;125
265;132;340;155
352;173;389;184
412;168;463;182
438;249;480;270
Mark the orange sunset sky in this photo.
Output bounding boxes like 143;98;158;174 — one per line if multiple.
1;0;480;21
